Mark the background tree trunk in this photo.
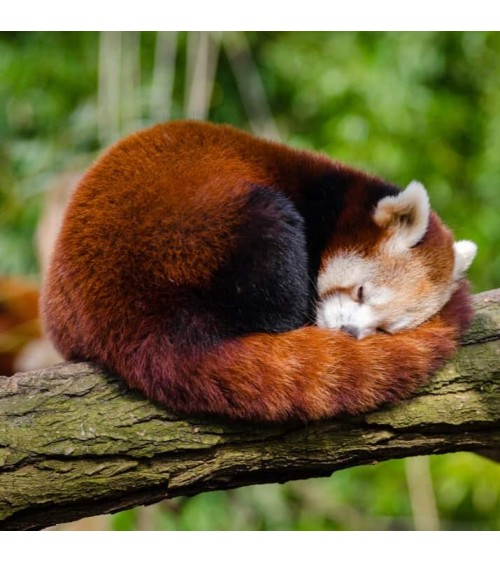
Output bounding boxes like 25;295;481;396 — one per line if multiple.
1;289;499;531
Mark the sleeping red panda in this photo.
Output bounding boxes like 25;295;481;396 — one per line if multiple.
41;120;477;422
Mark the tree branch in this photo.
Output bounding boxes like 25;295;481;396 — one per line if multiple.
1;290;499;530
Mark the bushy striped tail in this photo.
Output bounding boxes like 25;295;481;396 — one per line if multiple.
117;281;473;422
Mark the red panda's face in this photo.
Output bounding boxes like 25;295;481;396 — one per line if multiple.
316;182;477;339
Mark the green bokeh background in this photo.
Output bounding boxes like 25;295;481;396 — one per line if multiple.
1;31;499;530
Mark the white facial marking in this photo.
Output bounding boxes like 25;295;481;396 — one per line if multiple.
317;293;378;338
385;315;413;334
317;252;374;297
317;252;396;339
366;285;395;306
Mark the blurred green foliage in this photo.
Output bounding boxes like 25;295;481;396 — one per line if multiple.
1;31;499;530
109;454;500;531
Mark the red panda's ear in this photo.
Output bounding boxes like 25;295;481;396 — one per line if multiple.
453;240;477;280
373;181;430;250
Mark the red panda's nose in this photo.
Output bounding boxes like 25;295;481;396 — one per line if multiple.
340;324;360;338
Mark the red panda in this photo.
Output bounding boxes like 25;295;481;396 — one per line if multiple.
41;120;477;422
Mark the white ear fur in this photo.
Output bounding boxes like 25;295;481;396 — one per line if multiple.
453;240;477;280
373;180;430;250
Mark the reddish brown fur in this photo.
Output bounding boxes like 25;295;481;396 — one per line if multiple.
41;121;473;422
132;306;468;421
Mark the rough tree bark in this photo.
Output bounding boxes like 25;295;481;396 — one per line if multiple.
0;290;499;531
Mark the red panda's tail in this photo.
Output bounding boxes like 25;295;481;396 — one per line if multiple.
116;281;473;422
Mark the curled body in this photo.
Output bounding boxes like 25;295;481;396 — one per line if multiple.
41;121;476;421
